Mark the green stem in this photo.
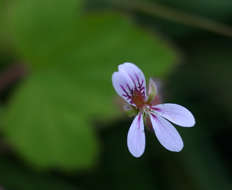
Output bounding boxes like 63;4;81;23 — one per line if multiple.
112;0;232;37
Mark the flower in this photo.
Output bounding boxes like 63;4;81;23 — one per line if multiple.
112;62;195;158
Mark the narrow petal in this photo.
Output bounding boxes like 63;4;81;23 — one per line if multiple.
150;113;183;152
153;103;195;127
118;62;146;96
148;78;158;96
147;78;158;103
127;113;145;158
112;71;134;104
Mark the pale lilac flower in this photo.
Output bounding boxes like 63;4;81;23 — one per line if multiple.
112;62;195;158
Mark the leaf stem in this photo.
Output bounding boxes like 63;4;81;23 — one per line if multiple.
113;0;232;37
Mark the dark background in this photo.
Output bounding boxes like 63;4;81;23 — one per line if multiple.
0;0;232;189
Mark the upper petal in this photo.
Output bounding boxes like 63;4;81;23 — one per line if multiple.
118;62;146;96
112;71;134;104
153;103;195;127
150;113;183;152
127;113;146;158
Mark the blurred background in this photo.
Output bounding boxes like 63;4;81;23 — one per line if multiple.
0;0;232;189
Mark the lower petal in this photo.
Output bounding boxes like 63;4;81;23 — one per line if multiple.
150;114;183;152
127;113;145;158
153;103;195;127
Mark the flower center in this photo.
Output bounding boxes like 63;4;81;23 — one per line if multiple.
131;89;145;108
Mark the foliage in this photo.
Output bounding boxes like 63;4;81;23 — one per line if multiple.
0;0;232;189
3;0;177;171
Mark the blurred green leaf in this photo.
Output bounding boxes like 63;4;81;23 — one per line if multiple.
9;0;177;74
58;12;179;119
0;0;10;52
4;71;99;170
8;0;82;68
9;9;178;118
5;0;178;170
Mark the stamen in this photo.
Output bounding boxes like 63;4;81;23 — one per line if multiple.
131;88;145;108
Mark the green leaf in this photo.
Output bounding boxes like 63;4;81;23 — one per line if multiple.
8;1;178;118
4;70;99;170
9;0;177;74
8;0;82;68
6;0;178;170
0;1;11;52
58;12;178;119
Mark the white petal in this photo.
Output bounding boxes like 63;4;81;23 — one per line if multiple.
153;103;195;127
127;113;145;158
112;71;134;104
150;114;183;152
118;62;146;96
